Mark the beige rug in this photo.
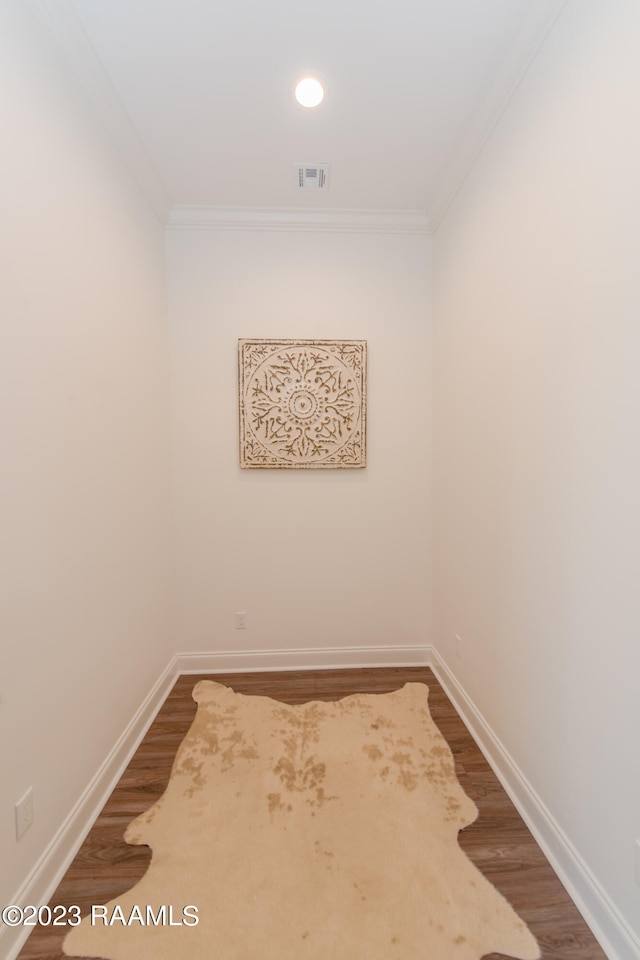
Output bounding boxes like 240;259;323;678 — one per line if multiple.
64;681;540;960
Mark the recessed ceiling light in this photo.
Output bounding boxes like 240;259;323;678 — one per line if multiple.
295;77;324;108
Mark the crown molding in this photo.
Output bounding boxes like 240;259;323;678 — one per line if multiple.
27;0;171;224
25;0;567;236
428;0;569;230
167;205;431;235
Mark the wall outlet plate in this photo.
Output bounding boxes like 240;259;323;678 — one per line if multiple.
15;787;34;841
635;839;640;887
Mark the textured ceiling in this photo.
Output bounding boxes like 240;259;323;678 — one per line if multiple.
67;0;545;216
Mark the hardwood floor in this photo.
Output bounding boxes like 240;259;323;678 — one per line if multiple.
17;667;608;960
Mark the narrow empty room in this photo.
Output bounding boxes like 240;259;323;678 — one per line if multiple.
2;2;639;960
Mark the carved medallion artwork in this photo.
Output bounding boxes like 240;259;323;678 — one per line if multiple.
239;339;367;468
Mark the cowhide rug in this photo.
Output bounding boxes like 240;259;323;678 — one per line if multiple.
64;681;540;960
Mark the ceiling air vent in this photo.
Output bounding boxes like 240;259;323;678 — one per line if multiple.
294;163;330;190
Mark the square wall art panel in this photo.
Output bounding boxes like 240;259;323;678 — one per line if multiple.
238;339;367;469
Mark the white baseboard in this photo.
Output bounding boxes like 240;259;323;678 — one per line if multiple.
428;648;640;960
174;643;431;674
5;643;638;960
2;644;428;960
1;657;179;960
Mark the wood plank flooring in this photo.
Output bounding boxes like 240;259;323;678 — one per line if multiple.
16;667;608;960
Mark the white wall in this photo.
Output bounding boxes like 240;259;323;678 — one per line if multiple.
166;227;432;657
0;1;172;913
9;0;639;951
434;0;640;948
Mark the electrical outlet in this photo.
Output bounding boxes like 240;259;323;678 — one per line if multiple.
455;634;462;659
235;611;247;630
15;787;34;841
635;839;640;887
